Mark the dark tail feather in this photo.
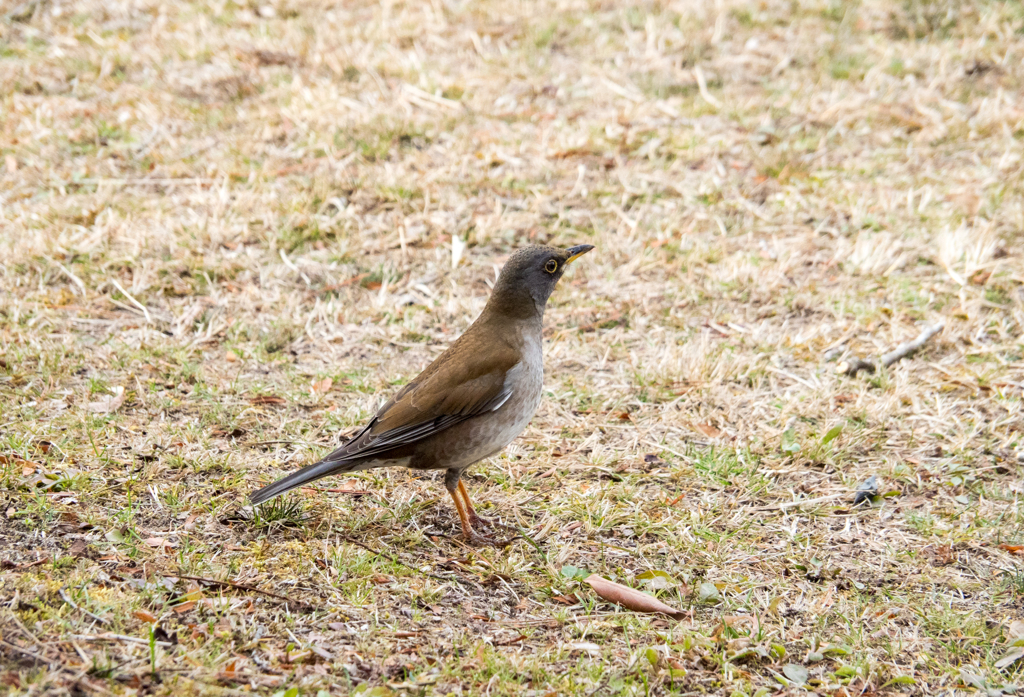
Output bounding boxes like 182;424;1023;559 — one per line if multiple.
249;458;360;505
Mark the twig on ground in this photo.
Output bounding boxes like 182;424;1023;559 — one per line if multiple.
5;608;48;649
879;323;945;367
835;356;877;376
109;279;153;323
4;557;51;571
836;322;944;376
169;574;317;612
340;535;483;588
694;66;722;108
70;633;175;647
59;586;110;626
0;638;58;666
49;257;88;295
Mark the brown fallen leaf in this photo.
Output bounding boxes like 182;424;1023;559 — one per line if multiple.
85;386;126;414
248;395;286;406
68;540;89;557
218;660;239;683
143;537;176;550
583;574;685;620
695;421;722;438
311;377;333;395
722;614;761;636
211;427;246;438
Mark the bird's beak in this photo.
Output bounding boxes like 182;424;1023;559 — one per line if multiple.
564;244;595;265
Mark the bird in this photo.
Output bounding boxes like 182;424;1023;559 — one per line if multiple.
249;244;595;544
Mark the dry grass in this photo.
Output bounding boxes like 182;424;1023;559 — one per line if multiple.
2;0;1024;694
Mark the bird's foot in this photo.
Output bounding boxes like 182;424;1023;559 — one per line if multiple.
467;513;496;532
462;529;514;548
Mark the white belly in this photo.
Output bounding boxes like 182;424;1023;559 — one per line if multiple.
445;336;544;469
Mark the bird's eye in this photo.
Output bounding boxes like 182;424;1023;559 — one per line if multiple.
544;259;559;273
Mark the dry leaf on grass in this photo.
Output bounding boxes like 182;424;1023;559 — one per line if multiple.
583;574;686;620
134;609;157;623
782;663;808;685
85;386;125;414
1008;620;1024;641
248;395;286;405
143;537;177;550
996;648;1024;671
311;377;333;394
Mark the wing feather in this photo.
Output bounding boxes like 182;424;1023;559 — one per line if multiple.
318;338;519;464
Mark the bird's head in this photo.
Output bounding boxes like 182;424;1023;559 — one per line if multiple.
487;244;594;319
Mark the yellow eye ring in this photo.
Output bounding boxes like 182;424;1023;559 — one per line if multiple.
544;259;558;273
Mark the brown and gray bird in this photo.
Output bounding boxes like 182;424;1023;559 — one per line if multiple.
249;244;594;544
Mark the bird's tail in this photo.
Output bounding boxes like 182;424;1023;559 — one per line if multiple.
249;458;363;506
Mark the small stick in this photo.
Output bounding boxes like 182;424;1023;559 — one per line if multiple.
835;357;876;376
70;633;175;647
59;587;110;626
169;574;316;612
836;323;944;376
694;65;722;108
110;278;152;323
50;258;88;295
879;322;945;367
0;638;58;666
5;557;51;570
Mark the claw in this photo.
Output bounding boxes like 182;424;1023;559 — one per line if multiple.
463;531;514;548
468;513;495;531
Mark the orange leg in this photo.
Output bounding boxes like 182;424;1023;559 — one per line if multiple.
458;480;493;530
448;488;474;540
445;469;503;546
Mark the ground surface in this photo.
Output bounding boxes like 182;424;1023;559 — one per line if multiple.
2;0;1024;695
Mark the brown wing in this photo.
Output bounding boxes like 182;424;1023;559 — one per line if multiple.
319;336;520;463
